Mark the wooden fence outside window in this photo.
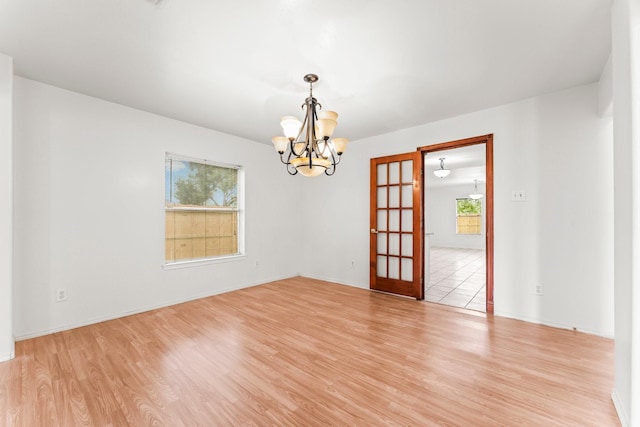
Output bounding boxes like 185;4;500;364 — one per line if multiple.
456;214;482;235
165;210;238;261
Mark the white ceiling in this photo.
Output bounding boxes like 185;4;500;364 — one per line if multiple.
0;0;611;145
424;145;486;189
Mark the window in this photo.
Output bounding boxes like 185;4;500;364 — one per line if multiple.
456;198;482;235
165;154;242;264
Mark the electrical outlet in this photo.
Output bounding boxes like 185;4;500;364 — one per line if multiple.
511;190;526;201
56;288;68;302
534;283;543;296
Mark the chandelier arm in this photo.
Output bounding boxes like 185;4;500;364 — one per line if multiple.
331;145;340;165
324;145;338;166
286;161;298;175
326;143;340;166
291;140;306;157
291;104;311;157
314;137;330;159
278;151;291;165
281;151;297;174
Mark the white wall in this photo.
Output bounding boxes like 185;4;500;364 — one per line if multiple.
599;54;613;117
4;52;624;423
12;77;302;339
0;53;14;361
611;0;640;425
425;183;486;250
536;82;615;337
300;83;614;337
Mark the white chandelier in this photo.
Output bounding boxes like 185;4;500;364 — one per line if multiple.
469;179;484;199
272;74;349;177
433;157;451;178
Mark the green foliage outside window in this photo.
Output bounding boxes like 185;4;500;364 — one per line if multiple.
456;198;482;235
456;198;481;215
173;163;237;208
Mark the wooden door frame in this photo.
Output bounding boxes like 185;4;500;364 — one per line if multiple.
418;134;494;314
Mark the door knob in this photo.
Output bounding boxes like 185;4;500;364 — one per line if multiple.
370;228;378;234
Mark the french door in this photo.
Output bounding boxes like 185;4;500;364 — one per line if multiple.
370;152;423;299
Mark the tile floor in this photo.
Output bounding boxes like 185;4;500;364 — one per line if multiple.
425;246;486;312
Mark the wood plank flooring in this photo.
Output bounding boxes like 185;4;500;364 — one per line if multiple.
0;277;619;426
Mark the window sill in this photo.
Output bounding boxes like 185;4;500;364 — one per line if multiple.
163;254;247;270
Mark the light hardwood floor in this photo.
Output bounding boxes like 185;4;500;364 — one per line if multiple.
0;277;619;426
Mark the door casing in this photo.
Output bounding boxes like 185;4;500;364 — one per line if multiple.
418;134;494;314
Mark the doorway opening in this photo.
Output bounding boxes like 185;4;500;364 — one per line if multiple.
419;135;494;314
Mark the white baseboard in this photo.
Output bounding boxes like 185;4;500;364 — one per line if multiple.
303;277;615;339
14;275;295;341
494;310;615;339
611;388;629;427
299;274;368;290
0;350;15;363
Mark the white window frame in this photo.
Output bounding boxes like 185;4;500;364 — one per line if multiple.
164;153;245;269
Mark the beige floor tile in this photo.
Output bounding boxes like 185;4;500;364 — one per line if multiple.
427;246;486;312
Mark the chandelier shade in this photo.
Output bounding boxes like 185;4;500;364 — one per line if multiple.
331;138;349;155
272;74;349;177
272;136;289;153
290;157;332;177
433;157;451;178
469;179;484;199
280;116;302;140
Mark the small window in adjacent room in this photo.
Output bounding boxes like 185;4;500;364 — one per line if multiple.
456;198;482;235
165;153;243;264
